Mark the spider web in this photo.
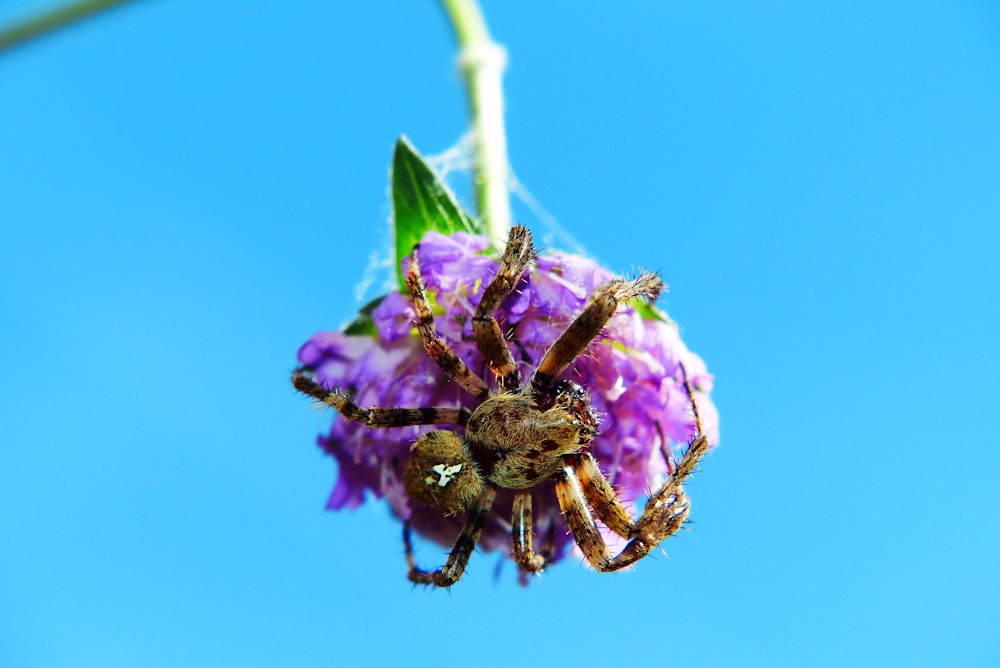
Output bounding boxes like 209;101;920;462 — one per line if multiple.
353;132;601;307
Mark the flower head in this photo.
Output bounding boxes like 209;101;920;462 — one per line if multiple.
297;230;718;573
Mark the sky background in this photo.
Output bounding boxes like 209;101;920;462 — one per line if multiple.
2;1;999;666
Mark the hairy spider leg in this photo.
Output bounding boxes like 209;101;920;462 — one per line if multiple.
553;361;709;571
406;251;491;401
660;360;710;491
567;452;635;538
293;370;471;427
404;487;498;587
554;455;691;572
511;491;548;574
472;225;535;393
653;420;676;476
529;272;665;398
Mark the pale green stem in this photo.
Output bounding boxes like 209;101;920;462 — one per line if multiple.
440;0;512;239
0;0;137;54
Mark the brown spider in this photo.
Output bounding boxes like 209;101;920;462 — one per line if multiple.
293;225;709;587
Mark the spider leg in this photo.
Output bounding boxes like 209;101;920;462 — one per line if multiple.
406;251;491;401
636;361;711;513
404;487;497;587
613;438;708;567
473;225;535;393
554;363;710;571
662;360;710;487
567;452;634;539
554;458;690;572
529;272;665;397
511;491;548;575
293;370;471;427
652;420;676;476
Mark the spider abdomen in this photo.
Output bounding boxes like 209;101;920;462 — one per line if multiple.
464;394;592;489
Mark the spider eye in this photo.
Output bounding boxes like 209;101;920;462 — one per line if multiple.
404;430;483;515
543;379;587;408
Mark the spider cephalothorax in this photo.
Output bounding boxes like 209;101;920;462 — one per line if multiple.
293;225;710;587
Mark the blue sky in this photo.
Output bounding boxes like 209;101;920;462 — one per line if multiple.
2;1;999;666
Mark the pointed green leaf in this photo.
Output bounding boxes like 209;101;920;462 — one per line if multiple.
391;136;480;290
634;300;673;324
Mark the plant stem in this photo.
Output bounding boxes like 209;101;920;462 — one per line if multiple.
0;0;136;54
440;0;512;239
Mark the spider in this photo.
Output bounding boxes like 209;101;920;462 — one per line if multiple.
293;225;709;587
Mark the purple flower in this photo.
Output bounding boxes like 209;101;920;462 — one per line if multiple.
297;230;719;574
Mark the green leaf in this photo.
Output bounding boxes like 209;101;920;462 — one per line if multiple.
634;300;674;324
391;136;480;290
342;296;385;337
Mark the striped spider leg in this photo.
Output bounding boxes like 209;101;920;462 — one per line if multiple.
528;272;665;398
292;371;471;429
471;225;535;393
553;362;710;571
